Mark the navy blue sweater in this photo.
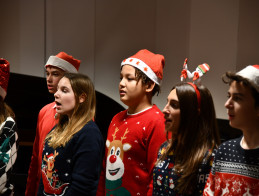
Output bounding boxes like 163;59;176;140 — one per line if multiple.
37;120;104;196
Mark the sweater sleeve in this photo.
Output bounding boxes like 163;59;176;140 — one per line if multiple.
203;172;215;196
203;157;216;195
145;118;166;196
96;157;106;196
195;149;215;195
65;124;104;196
0;117;18;194
25;111;43;196
96;116;115;196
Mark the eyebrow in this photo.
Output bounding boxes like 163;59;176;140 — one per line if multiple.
120;72;135;77
167;98;179;103
51;71;61;74
228;92;245;97
58;85;69;89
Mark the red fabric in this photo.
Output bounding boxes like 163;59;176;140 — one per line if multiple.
0;59;10;92
56;52;80;71
187;82;201;109
193;71;200;81
96;105;166;196
25;102;58;196
204;172;259;195
181;69;187;79
129;49;165;80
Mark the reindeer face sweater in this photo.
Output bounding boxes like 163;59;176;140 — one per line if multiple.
203;136;259;196
37;120;104;196
96;105;166;196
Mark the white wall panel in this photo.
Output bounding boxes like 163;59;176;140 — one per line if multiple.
45;0;95;80
236;0;259;70
0;0;45;77
154;0;191;110
94;0;156;108
189;0;239;119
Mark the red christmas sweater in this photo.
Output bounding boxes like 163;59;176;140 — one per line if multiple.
96;105;166;196
203;137;259;196
25;102;58;196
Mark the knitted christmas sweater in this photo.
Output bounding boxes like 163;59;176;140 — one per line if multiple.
153;141;214;195
96;105;166;196
203;136;259;196
37;120;104;196
0;117;18;195
26;102;58;196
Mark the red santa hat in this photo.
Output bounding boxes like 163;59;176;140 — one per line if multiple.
121;49;165;85
46;153;54;160
0;58;10;99
236;65;259;92
45;52;81;73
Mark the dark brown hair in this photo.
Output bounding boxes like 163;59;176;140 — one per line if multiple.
134;67;160;96
158;83;220;194
222;72;259;107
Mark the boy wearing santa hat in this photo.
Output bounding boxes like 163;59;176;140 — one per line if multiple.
204;65;259;195
25;52;80;196
96;49;166;195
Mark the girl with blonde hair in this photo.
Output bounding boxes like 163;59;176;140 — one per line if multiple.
37;73;103;195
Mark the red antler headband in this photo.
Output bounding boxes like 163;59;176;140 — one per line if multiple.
180;58;210;109
187;82;201;109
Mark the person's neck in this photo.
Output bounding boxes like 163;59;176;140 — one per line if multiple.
127;101;152;115
241;126;259;149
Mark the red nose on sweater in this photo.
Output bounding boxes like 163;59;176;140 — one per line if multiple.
109;155;117;163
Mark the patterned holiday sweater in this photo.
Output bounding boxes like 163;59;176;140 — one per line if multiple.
26;102;58;196
153;141;214;195
37;120;104;196
203;136;259;195
0;117;18;195
96;105;166;196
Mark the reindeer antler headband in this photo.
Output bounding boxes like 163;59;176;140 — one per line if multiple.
180;58;210;109
180;58;210;83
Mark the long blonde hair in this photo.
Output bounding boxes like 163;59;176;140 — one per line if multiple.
46;73;96;149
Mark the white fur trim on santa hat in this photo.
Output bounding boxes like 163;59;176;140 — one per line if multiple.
236;65;259;92
0;86;6;99
121;58;161;85
46;56;78;73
